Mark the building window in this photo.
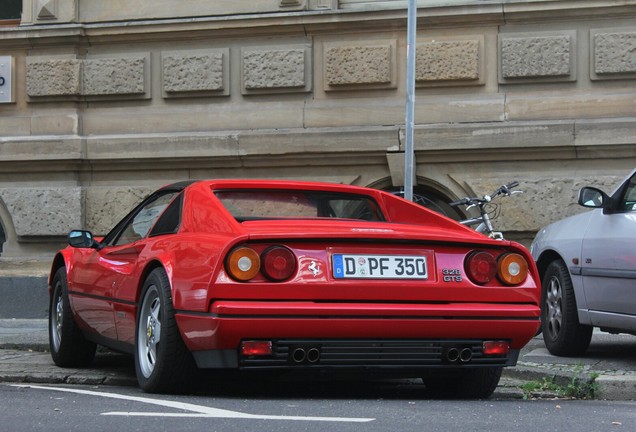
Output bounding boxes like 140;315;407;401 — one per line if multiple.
0;0;22;21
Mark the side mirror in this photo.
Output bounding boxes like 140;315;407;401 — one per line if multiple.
68;230;99;249
577;187;609;209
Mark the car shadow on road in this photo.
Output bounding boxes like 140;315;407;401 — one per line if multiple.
192;369;444;400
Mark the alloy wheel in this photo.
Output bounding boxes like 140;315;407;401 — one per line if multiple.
51;285;63;352
545;275;563;340
138;285;162;378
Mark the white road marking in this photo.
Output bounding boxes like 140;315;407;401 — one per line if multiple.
10;384;374;422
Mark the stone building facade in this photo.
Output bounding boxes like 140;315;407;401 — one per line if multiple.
1;0;636;265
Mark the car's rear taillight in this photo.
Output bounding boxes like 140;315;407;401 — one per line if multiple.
497;253;529;285
225;244;297;282
241;340;273;356
226;246;261;281
483;340;510;356
465;251;497;285
261;246;297;281
465;250;530;286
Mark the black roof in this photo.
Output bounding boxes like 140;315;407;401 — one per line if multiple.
159;180;199;191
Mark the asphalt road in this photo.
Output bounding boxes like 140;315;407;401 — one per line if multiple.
2;380;635;432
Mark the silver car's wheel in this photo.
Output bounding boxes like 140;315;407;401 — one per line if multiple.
134;268;196;393
137;284;161;379
545;274;563;340
48;267;96;367
541;260;592;356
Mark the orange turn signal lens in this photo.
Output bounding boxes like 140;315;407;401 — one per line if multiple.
497;253;528;286
226;247;261;281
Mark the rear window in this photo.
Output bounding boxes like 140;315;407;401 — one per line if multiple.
215;190;385;222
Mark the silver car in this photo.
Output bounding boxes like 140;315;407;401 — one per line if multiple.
531;168;636;356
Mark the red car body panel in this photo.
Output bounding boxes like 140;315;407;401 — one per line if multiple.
51;179;541;370
177;302;539;351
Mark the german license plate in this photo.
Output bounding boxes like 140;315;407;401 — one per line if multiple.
332;254;428;279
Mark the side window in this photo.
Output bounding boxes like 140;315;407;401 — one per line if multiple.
114;192;178;246
620;174;636;212
149;193;183;236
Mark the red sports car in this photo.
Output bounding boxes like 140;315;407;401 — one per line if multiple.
49;180;540;397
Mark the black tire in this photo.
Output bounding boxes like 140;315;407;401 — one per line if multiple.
541;260;592;356
424;367;502;399
134;268;196;393
49;267;97;367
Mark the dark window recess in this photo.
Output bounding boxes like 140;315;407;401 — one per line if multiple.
150;193;183;236
0;222;5;255
1;0;22;20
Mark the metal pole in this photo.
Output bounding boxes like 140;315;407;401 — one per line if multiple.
403;0;417;201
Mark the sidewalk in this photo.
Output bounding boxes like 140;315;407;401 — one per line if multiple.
0;319;137;387
0;318;635;400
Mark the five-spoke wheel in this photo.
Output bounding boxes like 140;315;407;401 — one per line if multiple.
48;267;96;367
137;284;162;379
134;268;196;393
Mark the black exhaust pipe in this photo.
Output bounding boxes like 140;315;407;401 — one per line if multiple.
306;347;321;363
460;348;473;363
446;348;460;363
292;348;306;363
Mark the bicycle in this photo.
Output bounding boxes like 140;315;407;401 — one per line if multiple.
449;181;523;240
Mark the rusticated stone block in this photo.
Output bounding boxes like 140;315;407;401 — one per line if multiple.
416;39;480;83
459;176;620;232
593;31;636;75
500;34;572;80
324;44;393;87
26;58;81;97
83;57;146;96
242;48;307;91
85;187;155;234
0;187;82;236
163;51;225;93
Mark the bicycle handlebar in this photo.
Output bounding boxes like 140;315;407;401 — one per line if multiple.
494;181;519;196
449;197;470;207
450;181;520;207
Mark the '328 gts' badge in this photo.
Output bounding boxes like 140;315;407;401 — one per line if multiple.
442;268;462;282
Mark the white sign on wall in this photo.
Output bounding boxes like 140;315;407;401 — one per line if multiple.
0;56;14;103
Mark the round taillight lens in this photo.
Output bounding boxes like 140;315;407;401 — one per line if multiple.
498;253;529;285
465;251;497;285
226;247;261;281
261;246;297;281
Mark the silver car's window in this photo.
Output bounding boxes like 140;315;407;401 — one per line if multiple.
114;192;178;245
620;174;636;212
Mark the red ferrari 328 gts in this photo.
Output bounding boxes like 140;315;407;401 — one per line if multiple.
49;180;540;397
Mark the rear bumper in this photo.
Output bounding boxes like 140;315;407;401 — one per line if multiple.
176;301;539;369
